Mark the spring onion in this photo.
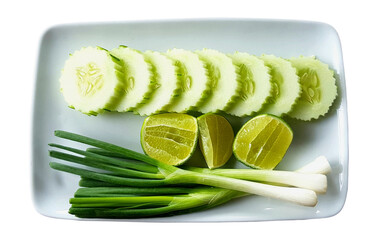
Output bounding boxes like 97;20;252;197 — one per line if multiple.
87;147;329;193
67;155;329;218
48;130;330;218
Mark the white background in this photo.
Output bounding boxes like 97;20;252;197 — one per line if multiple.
1;0;375;239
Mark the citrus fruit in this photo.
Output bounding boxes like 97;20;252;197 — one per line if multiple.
233;114;293;170
197;113;234;169
141;113;198;166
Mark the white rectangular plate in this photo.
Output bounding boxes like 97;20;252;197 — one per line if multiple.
32;19;348;222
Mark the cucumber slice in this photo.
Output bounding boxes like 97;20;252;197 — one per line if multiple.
195;49;242;113
134;51;181;116
165;49;211;112
258;55;301;117
110;46;155;112
226;52;272;117
59;46;125;115
288;56;337;121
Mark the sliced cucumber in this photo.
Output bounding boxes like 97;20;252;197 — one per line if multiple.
59;45;337;120
134;51;181;116
226;52;272;117
110;46;156;112
165;48;211;112
258;55;301;117
195;49;242;113
288;56;337;121
59;46;125;115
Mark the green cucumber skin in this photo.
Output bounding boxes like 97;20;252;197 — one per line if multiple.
226;52;273;117
106;51;127;112
165;49;212;113
257;55;301;117
129;57;160;112
156;55;183;113
110;46;157;112
195;49;241;114
133;51;182;116
188;64;213;112
221;62;243;113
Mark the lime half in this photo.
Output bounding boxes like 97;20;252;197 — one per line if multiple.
233;114;293;170
197;113;234;169
141;113;198;166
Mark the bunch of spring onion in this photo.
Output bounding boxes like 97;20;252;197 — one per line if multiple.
49;130;331;219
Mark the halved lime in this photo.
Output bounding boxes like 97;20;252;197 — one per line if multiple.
233;114;293;170
197;113;234;169
141;113;198;166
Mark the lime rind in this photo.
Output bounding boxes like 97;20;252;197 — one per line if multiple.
226;52;273;117
288;56;338;121
258;54;302;117
59;46;125;116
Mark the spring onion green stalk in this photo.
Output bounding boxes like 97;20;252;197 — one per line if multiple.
49;130;318;207
74;186;200;197
70;185;247;218
87;147;329;193
50;143;158;173
77;177;197;188
68;187;246;218
49;149;164;179
49;162;168;187
66;156;330;218
50;131;331;218
50;160;317;207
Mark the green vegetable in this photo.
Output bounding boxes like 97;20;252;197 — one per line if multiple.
49;132;330;218
59;46;337;120
185;167;327;194
68;187;245;218
49;130;321;212
69;155;329;217
194;49;242;113
110;46;156;112
91;147;330;193
288;56;338;121
258;54;301;116
226;52;272;117
165;48;211;112
134;51;181;116
59;46;125;115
